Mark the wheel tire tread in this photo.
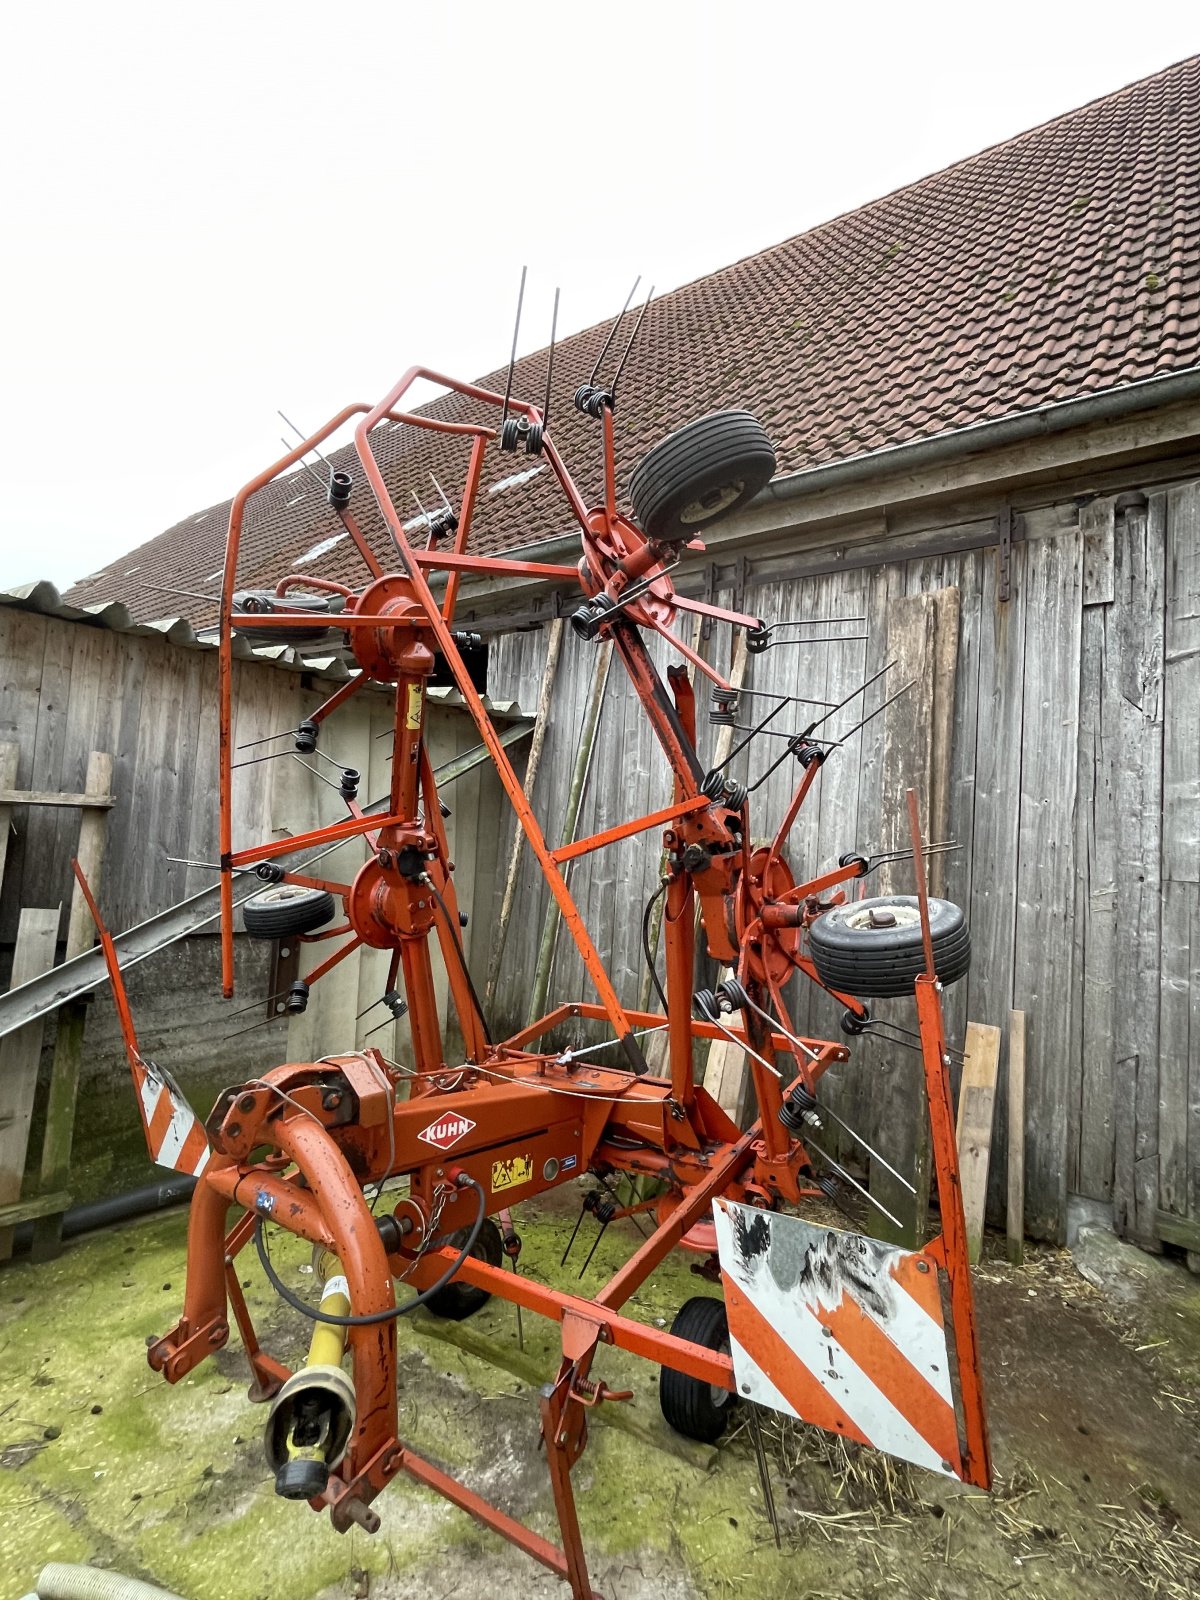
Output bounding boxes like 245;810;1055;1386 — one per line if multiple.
659;1295;735;1444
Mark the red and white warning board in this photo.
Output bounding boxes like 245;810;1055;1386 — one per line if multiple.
133;1057;211;1177
713;1199;964;1479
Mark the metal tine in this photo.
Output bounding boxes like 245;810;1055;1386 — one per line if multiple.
598;1174;650;1240
805;657;896;738
829;675;916;747
129;578;222;606
748;1406;782;1549
361;1012;401;1042
863;1019;966;1063
609;284;654;400
281;439;329;494
411;487;435;532
307;746;356;773
869;840;959;866
223;983;300;1022
809;1099;917;1195
731;685;841;710
578;1218;610;1279
713;696;793;772
732;987;819;1062
707;1016;782;1079
232;748;295;771
542;287;560;428
290;753;346;795
753;633;868;648
560;1200;590;1267
430;473;455;513
807;1142;904;1231
500;265;528;426
508;1255;524;1351
589;276;641;386
237;728;302;751
745;666;900;788
279;410;332;469
166;856;254;875
769;614;867;629
733;722;842;746
224;1011;289;1043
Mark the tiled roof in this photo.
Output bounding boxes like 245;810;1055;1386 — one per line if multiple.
68;55;1200;624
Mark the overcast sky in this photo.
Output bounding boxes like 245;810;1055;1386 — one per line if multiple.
2;2;1197;593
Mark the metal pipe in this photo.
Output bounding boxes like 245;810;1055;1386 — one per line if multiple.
11;1175;197;1254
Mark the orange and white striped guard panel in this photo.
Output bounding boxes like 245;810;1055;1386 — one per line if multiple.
133;1057;211;1177
69;858;211;1179
713;1199;964;1479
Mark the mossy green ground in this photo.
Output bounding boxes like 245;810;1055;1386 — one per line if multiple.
1;1195;1199;1600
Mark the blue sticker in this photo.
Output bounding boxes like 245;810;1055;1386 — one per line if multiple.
562;1155;577;1172
256;1190;276;1214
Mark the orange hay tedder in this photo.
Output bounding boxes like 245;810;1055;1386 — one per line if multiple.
84;282;990;1598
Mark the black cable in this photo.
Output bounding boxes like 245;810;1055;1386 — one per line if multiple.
641;878;669;1014
427;881;494;1046
253;1176;487;1326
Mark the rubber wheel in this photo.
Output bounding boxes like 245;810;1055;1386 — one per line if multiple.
242;884;336;939
231;589;339;646
659;1296;738;1443
629;411;776;544
808;894;970;998
424;1217;503;1320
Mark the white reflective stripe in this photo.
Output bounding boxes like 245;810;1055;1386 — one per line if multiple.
191;1142;210;1176
884;1278;955;1408
156;1099;195;1169
323;1275;350;1303
729;1334;798;1417
139;1071;163;1126
715;1202;957;1478
757;1292;950;1476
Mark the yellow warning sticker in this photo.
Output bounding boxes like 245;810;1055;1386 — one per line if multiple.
491;1154;534;1194
405;684;423;731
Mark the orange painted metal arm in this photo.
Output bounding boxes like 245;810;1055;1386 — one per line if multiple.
550;793;709;865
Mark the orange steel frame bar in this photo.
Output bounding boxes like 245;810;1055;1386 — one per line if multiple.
170;363;990;1598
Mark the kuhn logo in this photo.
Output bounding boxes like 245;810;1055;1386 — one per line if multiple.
417;1114;476;1152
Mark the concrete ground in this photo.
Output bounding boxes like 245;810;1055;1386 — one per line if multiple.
1;1191;1199;1600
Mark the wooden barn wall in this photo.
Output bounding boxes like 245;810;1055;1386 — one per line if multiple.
481;481;1200;1250
0;609;498;1196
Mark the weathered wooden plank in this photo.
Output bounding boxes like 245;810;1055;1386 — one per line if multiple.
956;1021;1001;1264
927;587;961;900
0;610;48;942
0;1191;72;1229
870;589;938;1245
1076;498;1165;1222
1158;880;1197;1220
0;743;19;907
0;789;113;809
972;537;1028;1226
1007;1009;1026;1264
25;613;75;938
1012;529;1082;1243
1080;496;1116;606
31;751;114;1260
0;908;60;1260
1110;496;1166;1247
1163;484;1200;886
1161;485;1200;1242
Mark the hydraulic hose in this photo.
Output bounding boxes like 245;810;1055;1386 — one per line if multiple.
253;1176;487;1326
